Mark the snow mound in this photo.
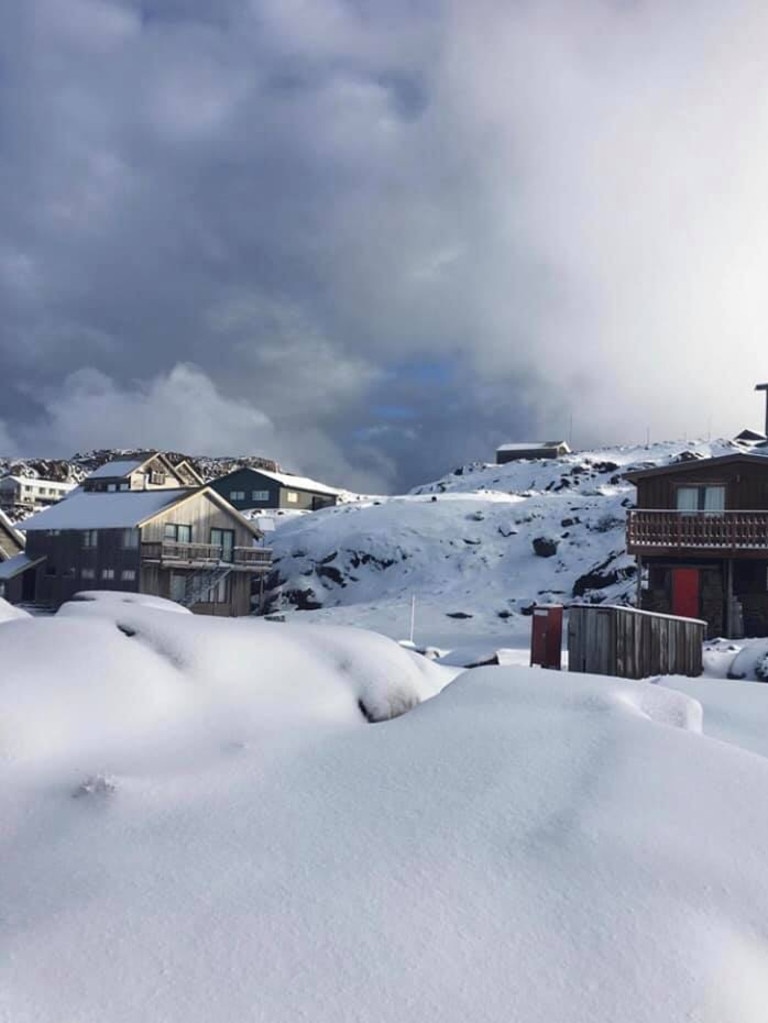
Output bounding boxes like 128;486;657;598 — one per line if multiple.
66;589;193;613
4;663;768;1022
0;608;452;768
0;596;30;623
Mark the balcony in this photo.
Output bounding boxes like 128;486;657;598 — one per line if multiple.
627;510;768;555
141;540;272;572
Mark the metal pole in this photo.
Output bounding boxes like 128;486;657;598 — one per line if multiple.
755;383;768;437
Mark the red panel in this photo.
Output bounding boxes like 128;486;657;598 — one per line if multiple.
530;606;563;670
672;568;700;620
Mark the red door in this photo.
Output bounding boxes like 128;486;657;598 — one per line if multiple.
672;568;700;619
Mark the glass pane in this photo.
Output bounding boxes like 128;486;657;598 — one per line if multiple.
676;487;699;511
177;525;192;543
703;486;725;511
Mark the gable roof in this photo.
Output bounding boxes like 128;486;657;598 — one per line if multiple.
20;487;263;539
0;552;45;580
215;465;341;497
84;452;183;482
86;459;145;480
624;452;768;484
171;459;205;486
0;509;26;546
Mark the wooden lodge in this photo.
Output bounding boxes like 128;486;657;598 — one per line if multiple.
0;456;271;616
625;453;768;638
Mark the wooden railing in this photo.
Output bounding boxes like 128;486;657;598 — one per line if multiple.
627;510;768;551
141;541;272;570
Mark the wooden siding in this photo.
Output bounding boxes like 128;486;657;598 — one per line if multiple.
568;604;704;679
209;468;337;512
139;491;256;547
634;461;768;511
25;529;141;607
627;510;768;556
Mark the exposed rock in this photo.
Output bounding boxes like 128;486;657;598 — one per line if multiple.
532;536;559;558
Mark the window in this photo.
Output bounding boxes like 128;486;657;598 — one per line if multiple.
230;490;246;501
101;568;115;580
121;569;136;581
210;528;235;561
676;485;725;513
170;572;187;603
121;528;139;548
107;484;117;492
286;491;298;504
82;530;98;548
209;575;229;603
149;471;166;485
81;568;95;580
252;490;270;502
164;524;192;543
119;482;130;491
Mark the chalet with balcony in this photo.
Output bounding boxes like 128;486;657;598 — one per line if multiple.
625;453;768;638
2;487;271;616
209;466;341;512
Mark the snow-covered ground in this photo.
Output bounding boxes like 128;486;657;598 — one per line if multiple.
5;440;768;1021
3;594;768;1021
264;440;746;648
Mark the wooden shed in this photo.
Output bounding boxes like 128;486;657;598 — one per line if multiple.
567;604;704;679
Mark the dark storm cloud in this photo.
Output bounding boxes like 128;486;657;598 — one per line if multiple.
2;1;768;489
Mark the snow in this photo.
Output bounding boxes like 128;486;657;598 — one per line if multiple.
263;440;748;648
20;487;195;530
496;439;569;451
7;439;768;1021
0;474;76;491
0;595;29;622
85;458;145;479
254;466;342;495
3;600;768;1021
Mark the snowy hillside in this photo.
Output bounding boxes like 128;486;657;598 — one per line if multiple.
4;596;768;1022
264;440;746;646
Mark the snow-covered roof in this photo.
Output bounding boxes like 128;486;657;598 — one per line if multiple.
253;468;341;496
21;489;194;531
0;476;76;491
85;460;145;480
496;441;570;452
0;552;45;579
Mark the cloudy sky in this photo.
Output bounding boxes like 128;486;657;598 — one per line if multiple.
2;0;768;490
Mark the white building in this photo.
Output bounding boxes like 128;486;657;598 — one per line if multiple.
0;475;77;514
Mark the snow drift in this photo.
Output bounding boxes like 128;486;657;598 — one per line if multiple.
3;599;768;1022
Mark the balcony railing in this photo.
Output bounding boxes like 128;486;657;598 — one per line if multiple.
627;510;768;552
141;540;272;571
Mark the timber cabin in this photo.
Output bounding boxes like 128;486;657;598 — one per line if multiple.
209;466;340;512
0;456;271;615
625;453;768;638
496;441;571;464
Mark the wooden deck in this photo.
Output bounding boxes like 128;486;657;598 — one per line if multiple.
141;541;272;572
627;510;768;556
